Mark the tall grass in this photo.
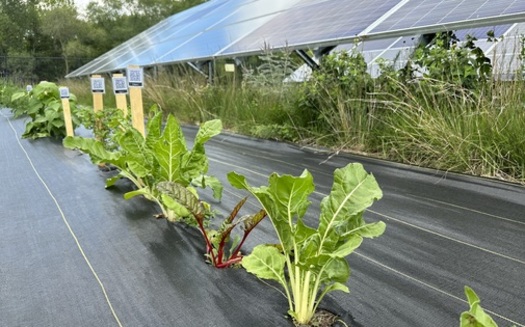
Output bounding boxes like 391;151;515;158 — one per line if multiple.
378;78;525;182
55;47;525;184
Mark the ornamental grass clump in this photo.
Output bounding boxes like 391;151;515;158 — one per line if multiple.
228;163;385;324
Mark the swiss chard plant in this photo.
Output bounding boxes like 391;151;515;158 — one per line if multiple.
228;163;386;324
12;81;79;139
63;110;223;221
157;181;266;268
460;286;501;327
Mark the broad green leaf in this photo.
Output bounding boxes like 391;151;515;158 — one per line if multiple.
181;119;222;180
228;170;315;250
161;194;191;218
11;91;26;102
119;129;155;177
330;235;363;257
242;245;286;288
157;181;205;217
318;163;383;253
63;136;123;166
201;175;223;200
340;221;386;239
194;119;222;144
105;175;122;188
145;109;163;149
155;115;186;182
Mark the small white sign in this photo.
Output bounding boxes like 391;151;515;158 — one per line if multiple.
224;64;235;72
127;67;144;87
26;85;33;93
112;76;128;95
59;87;70;99
91;77;105;94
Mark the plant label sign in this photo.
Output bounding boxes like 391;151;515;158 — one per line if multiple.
127;67;144;87
91;77;105;94
112;76;128;94
26;85;32;93
59;87;70;99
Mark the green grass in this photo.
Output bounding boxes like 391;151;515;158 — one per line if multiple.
56;61;525;184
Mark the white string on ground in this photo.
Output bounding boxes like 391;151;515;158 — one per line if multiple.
1;111;123;327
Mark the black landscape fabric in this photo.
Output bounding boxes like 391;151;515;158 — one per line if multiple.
2;108;525;327
0;110;358;326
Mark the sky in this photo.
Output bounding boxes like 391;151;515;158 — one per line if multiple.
73;0;100;12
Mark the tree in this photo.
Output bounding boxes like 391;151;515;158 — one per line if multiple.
40;5;82;74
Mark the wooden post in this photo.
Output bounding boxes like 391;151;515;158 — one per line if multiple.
112;73;128;116
59;87;74;137
127;65;145;136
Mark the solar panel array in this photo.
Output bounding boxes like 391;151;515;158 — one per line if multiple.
67;0;525;77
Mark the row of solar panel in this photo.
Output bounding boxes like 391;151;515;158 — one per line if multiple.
68;0;525;77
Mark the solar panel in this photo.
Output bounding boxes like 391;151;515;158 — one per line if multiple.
66;0;525;78
370;0;525;34
220;0;401;57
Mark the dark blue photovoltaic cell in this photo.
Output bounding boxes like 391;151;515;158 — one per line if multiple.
371;0;525;33
221;0;400;56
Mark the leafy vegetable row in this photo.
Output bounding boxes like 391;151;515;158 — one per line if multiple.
1;84;504;326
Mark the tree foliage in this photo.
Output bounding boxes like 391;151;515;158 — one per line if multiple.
0;0;205;81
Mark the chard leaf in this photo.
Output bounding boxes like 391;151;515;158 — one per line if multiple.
157;181;205;217
161;194;191;218
194;119;222;144
201;175;223;200
242;244;286;288
155;115;186;182
119;129;154;177
63;136;123;166
124;188;152;200
105;175;122;188
181;119;222;180
318;163;383;253
11;91;26;102
145;109;163;149
229;170;314;251
330;235;363;257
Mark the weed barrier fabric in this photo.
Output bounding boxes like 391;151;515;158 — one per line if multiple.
0;109;360;326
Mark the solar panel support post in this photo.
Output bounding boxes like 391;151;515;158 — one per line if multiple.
207;61;214;84
295;49;319;70
187;62;208;78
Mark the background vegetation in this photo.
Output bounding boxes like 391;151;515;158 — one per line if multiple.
1;1;524;184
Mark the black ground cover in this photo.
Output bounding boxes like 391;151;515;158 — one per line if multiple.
1;108;524;326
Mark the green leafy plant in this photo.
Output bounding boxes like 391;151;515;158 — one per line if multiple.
11;81;79;139
228;163;385;324
413;31;493;89
63;110;223;221
157;181;266;268
460;286;502;327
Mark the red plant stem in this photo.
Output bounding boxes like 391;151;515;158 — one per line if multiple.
195;216;217;266
215;256;242;269
230;231;250;259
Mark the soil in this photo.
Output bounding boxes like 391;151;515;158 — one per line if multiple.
294;309;348;327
